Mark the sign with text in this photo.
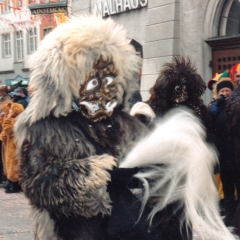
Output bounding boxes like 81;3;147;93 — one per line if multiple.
30;6;67;14
93;0;148;17
28;0;68;14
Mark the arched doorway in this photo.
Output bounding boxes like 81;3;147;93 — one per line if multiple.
206;0;240;74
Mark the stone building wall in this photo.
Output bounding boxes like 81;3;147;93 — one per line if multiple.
71;0;226;103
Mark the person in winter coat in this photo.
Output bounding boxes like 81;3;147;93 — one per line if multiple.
207;71;231;213
0;102;24;193
208;78;239;226
8;87;29;109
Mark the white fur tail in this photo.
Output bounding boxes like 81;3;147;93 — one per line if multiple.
120;108;234;240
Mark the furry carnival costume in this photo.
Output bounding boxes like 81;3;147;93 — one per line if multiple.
226;83;240;235
0;102;12;184
0;102;24;193
146;57;214;139
14;15;234;240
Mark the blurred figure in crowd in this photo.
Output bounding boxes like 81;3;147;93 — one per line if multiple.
0;102;12;186
0;80;23;95
0;102;24;193
0;81;25;184
0;88;11;184
208;77;239;227
8;87;29;109
208;71;233;211
0;80;29;109
230;63;240;87
207;72;223;101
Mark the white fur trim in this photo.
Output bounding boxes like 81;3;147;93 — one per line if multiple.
121;107;234;240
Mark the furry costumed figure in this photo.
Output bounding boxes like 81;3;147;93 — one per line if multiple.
146;57;214;140
14;15;234;240
226;82;240;235
0;89;11;183
0;101;12;184
0;102;24;193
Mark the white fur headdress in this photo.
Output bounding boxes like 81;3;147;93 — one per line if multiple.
19;15;141;126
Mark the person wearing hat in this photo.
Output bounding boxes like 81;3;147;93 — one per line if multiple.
207;73;227;214
207;73;221;101
208;77;237;227
8;87;29;109
230;63;240;87
208;71;234;111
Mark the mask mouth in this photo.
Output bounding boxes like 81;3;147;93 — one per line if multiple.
79;100;117;121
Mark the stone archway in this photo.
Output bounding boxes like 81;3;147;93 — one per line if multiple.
205;0;240;75
203;0;233;102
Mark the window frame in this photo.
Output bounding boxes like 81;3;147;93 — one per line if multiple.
42;27;52;39
2;33;11;58
1;0;11;13
28;27;38;54
15;31;24;62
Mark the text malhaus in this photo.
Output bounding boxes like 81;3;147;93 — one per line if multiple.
93;0;148;17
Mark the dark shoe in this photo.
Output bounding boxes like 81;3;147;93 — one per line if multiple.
5;181;21;193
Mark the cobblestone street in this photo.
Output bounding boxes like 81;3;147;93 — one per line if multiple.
0;185;239;240
0;185;33;240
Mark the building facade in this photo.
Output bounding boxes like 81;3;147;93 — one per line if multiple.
0;0;61;87
71;0;240;103
0;0;40;86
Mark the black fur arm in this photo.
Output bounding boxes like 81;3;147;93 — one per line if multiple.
19;144;116;219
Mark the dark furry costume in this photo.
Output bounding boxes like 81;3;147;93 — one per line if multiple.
14;16;190;240
226;83;240;234
146;57;214;140
227;82;240;173
19;110;150;239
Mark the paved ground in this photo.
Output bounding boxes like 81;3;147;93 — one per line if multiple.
0;184;33;240
0;183;239;240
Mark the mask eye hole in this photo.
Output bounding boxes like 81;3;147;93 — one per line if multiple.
175;85;180;92
104;76;114;85
86;78;98;91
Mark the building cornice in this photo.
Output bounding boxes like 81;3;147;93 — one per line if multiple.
21;68;30;72
0;70;14;74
